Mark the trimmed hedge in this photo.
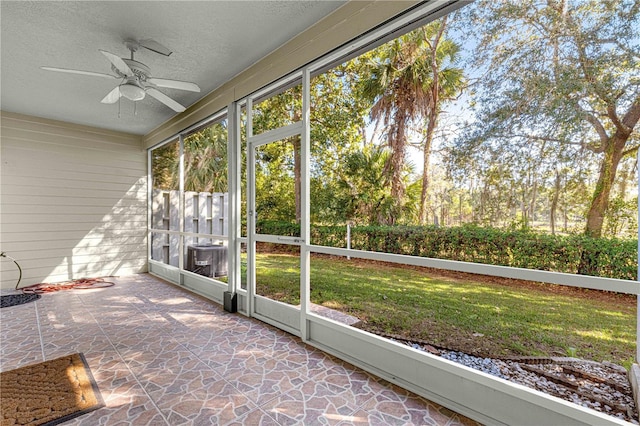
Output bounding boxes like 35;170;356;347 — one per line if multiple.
256;221;637;280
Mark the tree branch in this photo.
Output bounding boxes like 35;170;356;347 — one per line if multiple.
489;131;604;153
620;95;640;133
595;37;640;60
580;107;609;145
622;144;640;157
564;12;615;107
607;103;624;131
508;134;565;143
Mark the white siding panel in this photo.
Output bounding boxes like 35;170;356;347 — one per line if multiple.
5;168;146;185
1;212;147;222
3;138;144;169
1;204;147;215
8;252;147;271
1;184;146;199
2;175;147;192
4;151;145;178
3;236;146;253
1;229;143;243
2;146;143;174
2;258;148;286
4;195;143;207
1;127;144;153
4;221;147;233
4;246;146;260
2;112;142;147
0;112;147;289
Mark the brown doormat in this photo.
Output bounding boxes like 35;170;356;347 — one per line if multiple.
0;353;104;426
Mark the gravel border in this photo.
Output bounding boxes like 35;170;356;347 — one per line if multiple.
396;340;638;424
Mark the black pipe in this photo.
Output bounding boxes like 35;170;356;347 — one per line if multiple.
0;252;23;290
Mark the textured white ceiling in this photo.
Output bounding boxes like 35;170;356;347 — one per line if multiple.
0;1;345;135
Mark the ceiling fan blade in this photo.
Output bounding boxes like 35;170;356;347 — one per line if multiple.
101;86;122;104
99;50;133;76
148;78;200;92
41;66;118;79
146;88;185;112
139;39;173;56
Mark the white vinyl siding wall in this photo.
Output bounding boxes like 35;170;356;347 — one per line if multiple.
0;111;147;289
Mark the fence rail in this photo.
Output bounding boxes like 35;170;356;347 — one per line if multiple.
151;189;228;266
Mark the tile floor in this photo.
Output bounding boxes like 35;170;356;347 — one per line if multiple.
0;274;478;425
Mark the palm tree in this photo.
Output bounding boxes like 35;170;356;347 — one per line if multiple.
150;122;228;194
417;18;465;225
337;147;397;225
183;122;228;193
360;18;465;225
151;140;180;190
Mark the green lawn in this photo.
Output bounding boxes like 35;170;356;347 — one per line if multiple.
251;253;635;367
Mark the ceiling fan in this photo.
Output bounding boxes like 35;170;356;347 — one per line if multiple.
41;39;200;112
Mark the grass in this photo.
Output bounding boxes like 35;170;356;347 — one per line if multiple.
250;252;636;367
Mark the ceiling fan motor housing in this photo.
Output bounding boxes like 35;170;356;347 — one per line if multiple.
115;59;151;82
113;59;150;101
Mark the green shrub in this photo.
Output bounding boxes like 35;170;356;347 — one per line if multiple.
256;221;637;280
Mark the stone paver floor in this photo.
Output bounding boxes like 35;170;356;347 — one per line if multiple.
0;274;478;425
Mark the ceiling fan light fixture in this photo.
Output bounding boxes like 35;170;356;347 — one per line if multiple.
119;83;145;101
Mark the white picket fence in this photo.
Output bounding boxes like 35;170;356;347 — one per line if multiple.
151;189;228;266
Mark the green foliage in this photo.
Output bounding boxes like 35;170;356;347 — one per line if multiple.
454;0;640;238
255;252;635;364
151;121;228;194
256;220;301;238
151;5;639;240
255;139;298;222
183;121;228;193
335;147;395;225
151;140;179;190
258;221;637;280
358;21;466;221
604;196;638;239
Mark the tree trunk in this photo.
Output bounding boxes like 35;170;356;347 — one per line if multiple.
578;136;626;275
291;109;302;224
470;182;474;223
419;111;438;225
480;186;487;224
293;136;301;223
529;175;538;226
584;137;626;238
384;109;408;224
549;169;561;235
583;96;640;237
521;195;528;227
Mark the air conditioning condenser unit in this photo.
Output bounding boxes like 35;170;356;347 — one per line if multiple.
186;244;228;277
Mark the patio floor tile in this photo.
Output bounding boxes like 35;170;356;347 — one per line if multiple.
0;274;479;425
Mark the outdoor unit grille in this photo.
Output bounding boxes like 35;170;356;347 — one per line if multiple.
186;244;228;277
